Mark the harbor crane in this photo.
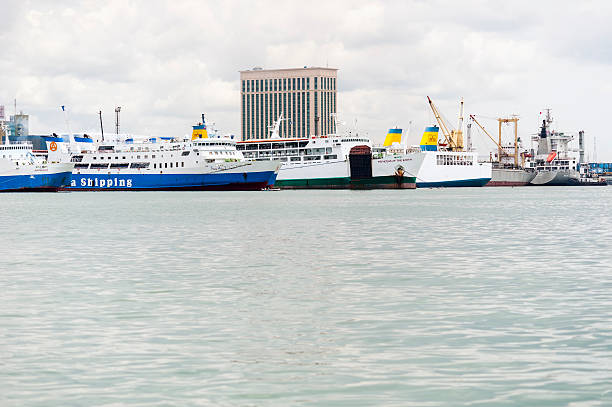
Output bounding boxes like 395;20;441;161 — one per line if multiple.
470;115;520;167
427;96;464;151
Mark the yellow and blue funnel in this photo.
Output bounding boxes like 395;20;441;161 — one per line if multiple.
383;128;402;146
192;114;209;140
420;126;439;151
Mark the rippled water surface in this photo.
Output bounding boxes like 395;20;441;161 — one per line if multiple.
1;187;611;406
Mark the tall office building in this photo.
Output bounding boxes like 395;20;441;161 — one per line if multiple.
240;67;337;140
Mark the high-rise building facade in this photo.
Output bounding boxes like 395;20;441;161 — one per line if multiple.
240;67;337;140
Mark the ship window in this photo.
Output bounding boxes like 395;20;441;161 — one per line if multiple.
152;155;156;158
165;163;168;168
110;163;129;168
182;151;190;156
182;162;184;167
74;163;89;169
154;163;156;169
324;154;337;160
90;163;109;169
170;163;173;168
176;162;179;167
130;162;149;168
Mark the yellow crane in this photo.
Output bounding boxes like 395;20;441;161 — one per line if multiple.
427;96;464;151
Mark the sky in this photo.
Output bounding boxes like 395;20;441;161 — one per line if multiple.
1;0;611;160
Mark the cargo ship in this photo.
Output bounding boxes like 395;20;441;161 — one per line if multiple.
0;124;73;192
526;110;579;186
468;116;536;186
43;116;280;191
236;115;423;189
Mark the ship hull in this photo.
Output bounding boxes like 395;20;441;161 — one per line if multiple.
273;153;422;189
0;163;73;192
276;175;417;189
530;170;579;186
415;151;492;188
486;168;536;186
65;169;277;191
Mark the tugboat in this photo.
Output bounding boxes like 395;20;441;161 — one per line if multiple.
0;123;73;192
44;115;281;191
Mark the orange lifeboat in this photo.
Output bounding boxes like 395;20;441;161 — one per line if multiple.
546;151;557;162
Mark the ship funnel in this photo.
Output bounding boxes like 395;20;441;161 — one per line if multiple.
383;128;402;146
192;114;209;140
420;126;439;151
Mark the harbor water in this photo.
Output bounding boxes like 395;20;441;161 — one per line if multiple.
1;187;611;406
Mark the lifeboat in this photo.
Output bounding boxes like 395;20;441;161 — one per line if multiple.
546;151;557;162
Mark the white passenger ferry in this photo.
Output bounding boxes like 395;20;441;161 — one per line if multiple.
44;116;281;190
236;115;423;189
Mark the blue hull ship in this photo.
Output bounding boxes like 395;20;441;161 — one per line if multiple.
0;142;73;192
44;116;281;191
0;170;73;192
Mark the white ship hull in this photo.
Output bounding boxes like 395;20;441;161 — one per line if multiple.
274;153;423;189
415;151;492;188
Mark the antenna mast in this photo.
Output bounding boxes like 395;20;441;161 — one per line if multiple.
115;106;121;134
99;110;104;142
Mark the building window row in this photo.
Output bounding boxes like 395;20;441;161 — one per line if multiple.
242;76;335;94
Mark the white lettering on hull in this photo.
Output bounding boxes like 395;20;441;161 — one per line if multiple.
77;177;133;188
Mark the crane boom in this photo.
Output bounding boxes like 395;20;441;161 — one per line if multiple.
470;115;503;150
427;96;465;151
427;96;455;148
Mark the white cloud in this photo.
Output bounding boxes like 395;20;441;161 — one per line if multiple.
1;0;611;159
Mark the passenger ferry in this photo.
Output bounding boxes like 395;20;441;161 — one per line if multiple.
380;126;492;188
44;116;281;191
0;124;73;192
236;116;423;189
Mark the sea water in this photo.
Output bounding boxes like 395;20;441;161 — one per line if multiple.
1;187;611;406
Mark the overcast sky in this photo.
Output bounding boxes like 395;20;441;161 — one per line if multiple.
2;0;611;160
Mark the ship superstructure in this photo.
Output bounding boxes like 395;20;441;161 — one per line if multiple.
527;110;579;185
